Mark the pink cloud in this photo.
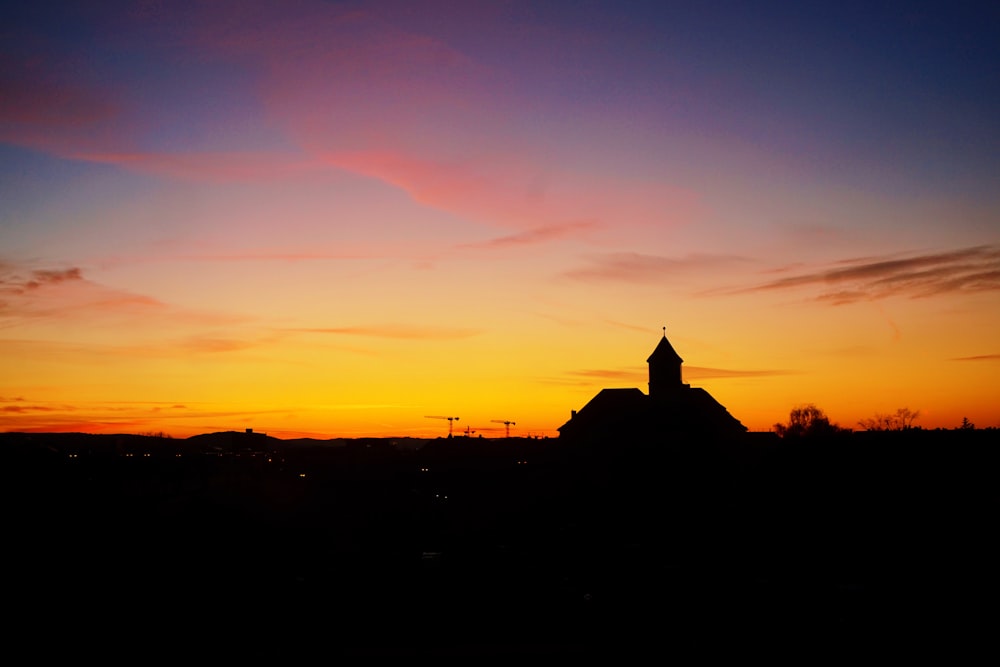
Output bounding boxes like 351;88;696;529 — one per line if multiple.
322;150;535;225
27;267;83;286
2;262;86;300
177;4;700;233
324;149;698;232
2;0;702;246
1;260;246;331
91;246;408;274
458;221;601;250
0;277;164;328
173;251;374;262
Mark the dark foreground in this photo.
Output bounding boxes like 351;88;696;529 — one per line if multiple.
3;429;998;658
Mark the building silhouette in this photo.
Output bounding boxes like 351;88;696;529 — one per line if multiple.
558;329;747;442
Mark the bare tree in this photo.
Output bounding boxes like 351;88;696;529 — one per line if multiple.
857;407;921;431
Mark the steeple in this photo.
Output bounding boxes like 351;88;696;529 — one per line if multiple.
647;327;684;397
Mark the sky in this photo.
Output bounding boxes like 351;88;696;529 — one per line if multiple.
1;0;998;438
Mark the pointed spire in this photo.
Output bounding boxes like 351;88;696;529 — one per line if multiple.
647;327;682;364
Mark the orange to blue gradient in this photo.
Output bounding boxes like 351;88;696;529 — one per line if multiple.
2;1;998;438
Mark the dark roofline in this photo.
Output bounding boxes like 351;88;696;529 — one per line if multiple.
646;331;683;364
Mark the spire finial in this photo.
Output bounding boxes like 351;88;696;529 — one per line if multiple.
662;326;666;338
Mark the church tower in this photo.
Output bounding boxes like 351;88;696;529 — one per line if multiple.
647;327;684;398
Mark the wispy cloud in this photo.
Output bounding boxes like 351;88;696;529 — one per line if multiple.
2;420;150;434
545;363;794;388
178;336;265;354
951;353;1000;362
324;149;698;233
2;404;64;413
571;365;793;381
92;248;402;274
2;261;158;327
1;259;249;331
567;368;645;382
292;325;482;340
733;245;1000;304
0;399;285;435
1;264;84;294
4;1;701;244
565;252;750;284
458;220;600;250
684;366;798;379
0;339;189;364
169;251;372;262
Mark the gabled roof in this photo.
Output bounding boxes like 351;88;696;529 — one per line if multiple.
557;388;646;434
646;332;683;364
557;384;747;439
575;388;647;415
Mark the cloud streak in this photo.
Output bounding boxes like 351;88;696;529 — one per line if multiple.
0;274;161;329
683;366;798;379
178;336;266;354
567;368;645;382
324;150;699;234
3;1;701;244
735;245;1000;304
0;399;286;435
458;220;600;250
2;404;63;413
565;252;750;284
558;365;794;385
1;259;248;332
2;264;84;294
951;354;1000;362
292;325;482;340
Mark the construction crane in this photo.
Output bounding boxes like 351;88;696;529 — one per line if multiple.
491;419;516;438
425;415;460;437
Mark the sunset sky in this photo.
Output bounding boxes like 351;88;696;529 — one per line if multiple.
2;1;998;438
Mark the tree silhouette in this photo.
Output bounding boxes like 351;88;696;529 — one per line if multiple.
773;403;847;438
857;407;921;431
